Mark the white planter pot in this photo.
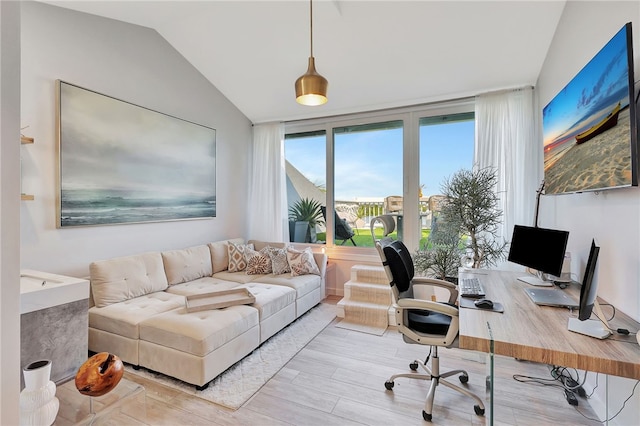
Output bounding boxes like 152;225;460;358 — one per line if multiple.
20;360;59;426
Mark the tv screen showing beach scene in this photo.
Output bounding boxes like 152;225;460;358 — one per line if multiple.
543;23;637;195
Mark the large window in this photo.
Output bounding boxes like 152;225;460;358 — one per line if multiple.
333;121;403;246
285;100;475;252
418;113;475;246
285;131;326;243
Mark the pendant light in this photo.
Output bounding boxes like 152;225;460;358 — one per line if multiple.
295;0;328;106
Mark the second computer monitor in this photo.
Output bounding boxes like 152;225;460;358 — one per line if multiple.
508;225;569;277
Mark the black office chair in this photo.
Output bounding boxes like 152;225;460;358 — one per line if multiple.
321;206;356;246
375;239;485;422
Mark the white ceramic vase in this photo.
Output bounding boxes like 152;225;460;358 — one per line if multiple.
20;360;59;426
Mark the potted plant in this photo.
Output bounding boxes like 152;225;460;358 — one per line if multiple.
288;198;324;243
439;167;507;269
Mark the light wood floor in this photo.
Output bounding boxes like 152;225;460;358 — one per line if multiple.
55;298;602;425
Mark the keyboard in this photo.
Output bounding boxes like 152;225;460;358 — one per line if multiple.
459;277;486;298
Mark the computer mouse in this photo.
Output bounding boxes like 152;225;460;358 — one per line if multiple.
474;298;494;309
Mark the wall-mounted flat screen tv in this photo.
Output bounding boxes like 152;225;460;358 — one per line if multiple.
543;23;637;195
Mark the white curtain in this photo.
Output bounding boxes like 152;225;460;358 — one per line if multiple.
475;87;542;267
247;122;289;242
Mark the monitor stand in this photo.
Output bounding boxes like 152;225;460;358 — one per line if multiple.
517;275;553;287
567;318;611;339
567;300;612;339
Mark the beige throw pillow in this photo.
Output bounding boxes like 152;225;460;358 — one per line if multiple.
228;242;254;272
269;246;290;275
286;247;320;276
245;247;273;275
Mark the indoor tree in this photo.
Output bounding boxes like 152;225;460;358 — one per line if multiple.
439;167;507;269
413;215;462;281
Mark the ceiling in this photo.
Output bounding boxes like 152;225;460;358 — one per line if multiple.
42;1;567;123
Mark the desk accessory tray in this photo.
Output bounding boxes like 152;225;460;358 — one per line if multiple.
185;288;256;312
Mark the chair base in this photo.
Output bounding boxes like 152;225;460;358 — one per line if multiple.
384;347;485;422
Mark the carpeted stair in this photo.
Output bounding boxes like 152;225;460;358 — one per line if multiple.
336;265;392;335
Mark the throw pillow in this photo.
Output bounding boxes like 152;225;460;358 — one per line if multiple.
245;247;273;275
286;247;320;276
268;246;291;275
227;242;254;272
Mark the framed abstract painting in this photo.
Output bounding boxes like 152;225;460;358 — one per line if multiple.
56;80;216;227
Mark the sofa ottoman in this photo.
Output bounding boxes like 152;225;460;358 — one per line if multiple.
235;283;296;343
258;273;323;318
88;292;185;365
168;280;296;344
138;304;259;389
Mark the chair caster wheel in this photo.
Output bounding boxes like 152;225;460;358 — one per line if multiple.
459;374;469;384
474;405;485;416
384;381;394;390
409;362;419;371
422;410;432;421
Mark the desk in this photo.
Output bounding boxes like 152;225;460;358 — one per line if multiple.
458;269;640;380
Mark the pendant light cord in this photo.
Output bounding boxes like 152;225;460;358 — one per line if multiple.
309;0;314;57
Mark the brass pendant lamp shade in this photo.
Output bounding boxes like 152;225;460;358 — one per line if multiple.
295;0;328;106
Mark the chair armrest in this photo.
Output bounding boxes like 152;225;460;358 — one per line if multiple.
393;299;460;347
395;298;459;317
411;277;459;304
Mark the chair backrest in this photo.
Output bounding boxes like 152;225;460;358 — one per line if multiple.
384;195;403;214
321;206;355;240
370;215;395;242
375;239;414;297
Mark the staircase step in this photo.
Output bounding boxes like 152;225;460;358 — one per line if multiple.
336;298;395;327
344;281;392;304
341;301;390;328
350;265;388;284
337;264;394;330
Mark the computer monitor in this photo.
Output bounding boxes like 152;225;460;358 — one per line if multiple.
507;225;569;286
567;239;612;339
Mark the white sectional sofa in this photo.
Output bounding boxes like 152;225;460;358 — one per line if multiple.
87;238;326;390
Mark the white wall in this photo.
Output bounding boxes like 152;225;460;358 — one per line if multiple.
20;2;252;278
538;1;639;323
1;2;23;424
536;2;640;423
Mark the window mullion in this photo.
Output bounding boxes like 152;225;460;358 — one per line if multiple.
326;123;335;248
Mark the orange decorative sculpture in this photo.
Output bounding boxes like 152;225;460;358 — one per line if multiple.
75;352;124;397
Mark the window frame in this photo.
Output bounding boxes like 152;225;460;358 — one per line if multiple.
285;98;475;262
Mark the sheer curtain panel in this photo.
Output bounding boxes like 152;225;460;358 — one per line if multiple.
247;122;289;242
475;87;542;269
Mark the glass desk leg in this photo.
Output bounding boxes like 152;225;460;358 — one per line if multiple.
486;321;494;426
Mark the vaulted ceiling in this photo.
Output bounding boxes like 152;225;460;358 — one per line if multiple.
43;1;566;123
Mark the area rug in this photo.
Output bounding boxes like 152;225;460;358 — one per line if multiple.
125;303;336;410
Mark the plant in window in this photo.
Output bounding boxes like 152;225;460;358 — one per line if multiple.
439;167;507;269
288;198;325;243
413;214;462;281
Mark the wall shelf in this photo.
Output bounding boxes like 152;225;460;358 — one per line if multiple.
21;135;34;200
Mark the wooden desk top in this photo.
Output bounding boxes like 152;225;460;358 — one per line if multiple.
458;269;640;380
